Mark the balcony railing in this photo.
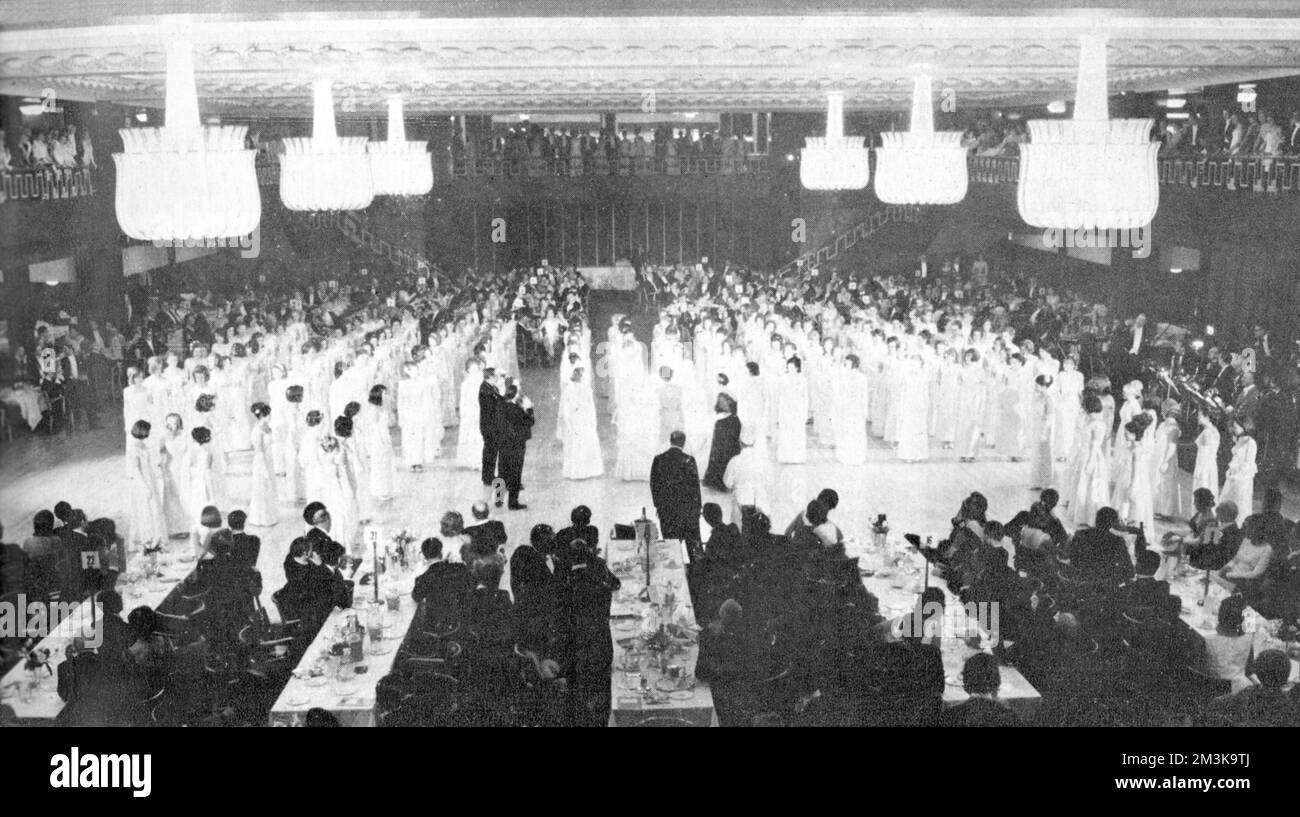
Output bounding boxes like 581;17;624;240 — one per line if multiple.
449;154;770;179
967;153;1300;193
0;165;98;203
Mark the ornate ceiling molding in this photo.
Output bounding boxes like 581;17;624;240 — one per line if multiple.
2;15;1299;114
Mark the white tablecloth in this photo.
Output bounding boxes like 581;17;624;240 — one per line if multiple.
1168;571;1300;686
607;539;717;727
269;575;419;727
849;538;1043;719
0;384;47;429
0;549;196;721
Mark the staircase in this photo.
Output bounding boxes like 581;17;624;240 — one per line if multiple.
294;210;433;276
783;203;924;274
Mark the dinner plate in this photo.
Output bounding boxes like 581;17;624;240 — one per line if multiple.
945;674;964;688
667;689;694;701
655;678;695;693
287;694;309;706
306;675;327;687
613;621;639;632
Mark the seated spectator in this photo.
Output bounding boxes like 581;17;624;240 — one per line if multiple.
21;510;66;602
1208;649;1296;726
97;589;133;661
227;509;261;569
438;511;472;563
556;537;621;727
1067;507;1134;586
702;502;744;561
784;488;843;544
1005;488;1069;574
1200;594;1254;692
464;556;515;649
1243;488;1294;551
412;537;474;626
554;505;599;573
304;707;342;727
1188;500;1240;572
463;501;507;558
939;653;1020;726
1211;517;1274;599
510;524;556;616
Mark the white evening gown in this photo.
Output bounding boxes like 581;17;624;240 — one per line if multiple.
127;438;167;549
1220;437;1257;518
397;378;426;469
455;374;483;470
159;430;191;536
1192;424;1221;498
833;371;869;465
560;380;605;480
247;423;279;527
775;373;810;464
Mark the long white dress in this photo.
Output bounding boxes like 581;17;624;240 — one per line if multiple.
559;378;605;480
833;369;869;465
614;376;658;481
1192;423;1221;497
159;429;191;536
723;446;771;524
185;442;218;525
247;422;278;527
1152;418;1185;517
455;372;483;470
397;378;426;469
1220;436;1258;518
123;384;152;436
957;363;987;459
1124;432;1156;535
1053;368;1084;455
268;375;291;474
126;437;167;549
299;428;325;507
995;374;1024;458
932;360;961;444
1028;389;1055;488
362;405;395;502
421;367;444;462
776;372;810;464
895;359;931;462
330;442;362;552
1069;415;1111;528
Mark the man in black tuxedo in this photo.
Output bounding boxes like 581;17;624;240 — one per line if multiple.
411;537;474;625
495;381;535;510
650;430;703;560
554;505;599;575
226;510;261;570
464;501;507;554
511;524;557;624
479;367;502;486
1111;313;1152;391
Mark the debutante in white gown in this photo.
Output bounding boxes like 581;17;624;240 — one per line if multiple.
247;422;278;527
723;446;771;525
1123;431;1156;535
895;360;931;462
1053;368;1084;455
455;371;483;470
1220;435;1258;518
159;428;191;536
957;363;988;459
421;367;444;462
126;437;167;549
776;372;810;464
833;369;869;465
186;441;218;525
559;378;605;480
123;384;152;436
1152;418;1185;518
362;405;395;502
397;377;426;469
1068;414;1111;528
932;360;961;444
1028;389;1055;488
326;441;361;552
614;376;657;481
299;426;325;506
1192;423;1221;498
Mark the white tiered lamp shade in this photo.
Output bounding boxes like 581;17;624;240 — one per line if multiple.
1017;35;1159;230
280;80;374;211
368;97;433;196
800;92;871;191
113;41;260;242
874;75;968;205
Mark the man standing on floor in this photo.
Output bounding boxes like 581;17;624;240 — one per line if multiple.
479;367;502;487
496;381;535;510
650;430;703;560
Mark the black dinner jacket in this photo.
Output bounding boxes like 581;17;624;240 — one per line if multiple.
230;531;261;569
479;381;501;438
496;401;535;450
650;446;702;518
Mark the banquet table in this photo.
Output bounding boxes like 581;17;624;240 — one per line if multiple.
0;549;197;722
1167;570;1300;687
847;537;1043;719
0;383;48;429
268;574;419;728
606;538;717;727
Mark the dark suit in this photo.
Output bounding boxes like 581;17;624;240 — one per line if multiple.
479;381;502;485
464;520;507;556
305;526;344;563
554;524;599;573
230;531;261;569
495;400;535;505
509;544;554;613
558;553;621;727
412;561;474;625
650;446;703;554
704;522;743;562
1067;528;1134;585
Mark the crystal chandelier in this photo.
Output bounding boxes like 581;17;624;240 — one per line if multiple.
114;42;260;242
800;92;871;191
1017;34;1159;230
874;75;968;205
280;80;374;211
369;97;433;197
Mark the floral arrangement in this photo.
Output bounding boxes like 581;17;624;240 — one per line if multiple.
390;529;414;570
